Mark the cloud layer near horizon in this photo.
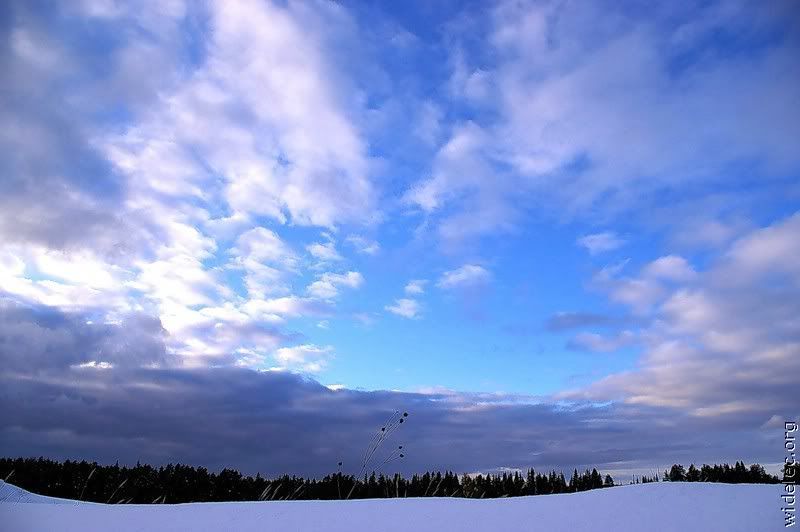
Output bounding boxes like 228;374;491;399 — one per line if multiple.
0;278;795;477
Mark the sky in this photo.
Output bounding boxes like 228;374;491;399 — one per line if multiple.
1;0;799;479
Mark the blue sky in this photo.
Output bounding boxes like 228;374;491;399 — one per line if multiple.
1;0;799;476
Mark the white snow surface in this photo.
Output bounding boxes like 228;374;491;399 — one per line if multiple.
0;480;79;505
0;479;785;531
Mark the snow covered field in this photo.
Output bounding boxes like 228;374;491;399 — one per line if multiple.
0;479;785;531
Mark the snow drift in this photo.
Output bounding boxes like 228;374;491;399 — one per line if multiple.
0;479;785;531
0;480;79;505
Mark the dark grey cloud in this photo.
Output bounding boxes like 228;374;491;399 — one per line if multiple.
0;298;168;371
0;299;785;478
0;55;125;252
0;365;781;478
0;1;190;256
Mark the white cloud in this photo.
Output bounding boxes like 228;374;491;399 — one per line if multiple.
243;296;326;320
17;246;129;295
404;0;800;241
0;251;25;278
724;212;800;280
307;271;364;300
272;344;334;373
577;232;626;255
73;360;114;370
231;227;297;298
641;255;696;282
235;227;296;266
449;48;492;103
307;241;343;262
385;298;421;319
0;250;133;313
567;330;636;352
345;235;380;255
594;255;695;314
404;279;427;295
570;213;800;421
413;100;443;145
405;122;489;214
608;278;664;313
10;28;65;71
55;0;381;369
0;0;381;370
205;212;252;241
671;218;745;249
352;312;375;326
404;121;521;243
491;1;800;192
90;0;378;279
130;253;219;309
437;264;491;289
199;0;375;228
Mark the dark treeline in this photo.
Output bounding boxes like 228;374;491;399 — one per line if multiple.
1;457;613;503
631;461;789;485
660;461;782;484
1;457;787;504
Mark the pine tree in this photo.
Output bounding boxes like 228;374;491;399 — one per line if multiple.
525;468;536;495
668;464;686;482
570;469;580;492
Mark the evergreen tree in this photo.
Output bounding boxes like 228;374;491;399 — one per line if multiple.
570;469;580;492
524;468;536;495
668;464;687;482
590;469;602;490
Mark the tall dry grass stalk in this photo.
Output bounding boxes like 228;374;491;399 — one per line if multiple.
106;478;128;504
79;467;96;501
345;410;409;499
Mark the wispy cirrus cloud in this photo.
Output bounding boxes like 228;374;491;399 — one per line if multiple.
437;264;491;290
577;232;626;255
405;0;800;243
345;235;380;255
567;330;637;353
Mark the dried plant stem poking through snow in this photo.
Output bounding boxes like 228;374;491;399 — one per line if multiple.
346;410;409;499
79;468;95;502
106;479;128;505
